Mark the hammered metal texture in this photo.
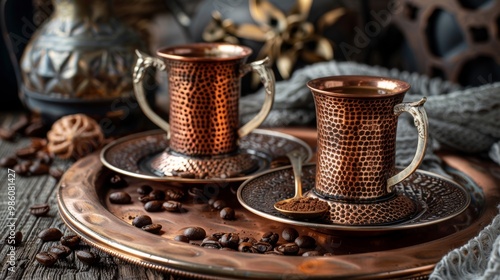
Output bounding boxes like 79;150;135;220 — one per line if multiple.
100;129;312;183
238;164;471;229
161;47;248;156
150;150;259;178
312;92;404;200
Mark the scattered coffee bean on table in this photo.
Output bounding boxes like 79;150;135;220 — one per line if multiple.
302;251;321;257
149;190;166;200
29;161;50;175
76;250;99;265
0;156;17;168
49;245;71;259
220;207;235;220
60;234;80;248
136;184;153;195
109;191;132;204
49;167;64;180
144;200;164;212
109;174;128;188
141;223;162;234
132;215;152;228
174;235;189;243
30;203;50;217
163;201;182;212
212;199;226;210
276;243;300;255
183;227;206;240
38;228;63;242
295;235;316;248
261;232;279;245
4;231;22;246
165;188;184;200
36;252;58;267
282;227;299;242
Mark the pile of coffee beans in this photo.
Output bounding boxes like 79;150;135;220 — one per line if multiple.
35;228;100;267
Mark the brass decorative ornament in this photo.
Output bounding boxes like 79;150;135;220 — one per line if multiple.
202;0;346;85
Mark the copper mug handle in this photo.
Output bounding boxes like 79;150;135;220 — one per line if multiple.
387;97;429;191
132;50;275;140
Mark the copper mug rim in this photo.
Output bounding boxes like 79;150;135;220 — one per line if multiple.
307;75;411;98
157;42;253;62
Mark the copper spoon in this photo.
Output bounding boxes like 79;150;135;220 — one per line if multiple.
273;150;329;220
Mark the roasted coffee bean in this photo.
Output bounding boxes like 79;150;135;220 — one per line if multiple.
132;215;152;228
30;203;50;217
29;161;50;175
49;245;71;259
239;236;257;244
60;234;80;248
302;251;321;257
212;199;226;210
211;232;225;240
183;227;206;240
208;197;218;206
109;191;132;204
144;201;164;212
109;174;127;188
174;235;189;243
16;146;37;159
24;121;46;137
0;127;16;141
136;184;153;195
36;252;58;267
148;190;166;200
141;223;162;234
138;195;155;204
219;233;239;249
38;228;63;242
238;242;255;253
201;239;222;249
163;200;182;212
295;236;316;248
13;161;31;176
276;243;300;255
10;114;29;133
0;156;17;168
76;250;99;265
252;242;273;254
261;231;279;245
220;207;235;220
282;227;299;242
49;167;64;180
4;231;22;246
31;138;47;150
165;188;184;200
35;151;53;165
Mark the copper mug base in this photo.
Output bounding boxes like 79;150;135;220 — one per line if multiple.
149;149;260;179
306;190;417;225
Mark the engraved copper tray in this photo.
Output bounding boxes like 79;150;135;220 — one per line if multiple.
100;129;312;183
58;152;495;279
238;164;471;233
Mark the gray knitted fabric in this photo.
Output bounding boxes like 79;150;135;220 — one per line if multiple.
240;61;500;278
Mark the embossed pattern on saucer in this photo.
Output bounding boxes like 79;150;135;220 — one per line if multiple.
237;164;471;232
100;129;312;183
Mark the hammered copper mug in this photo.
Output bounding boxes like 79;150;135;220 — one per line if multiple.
307;76;428;225
132;43;275;178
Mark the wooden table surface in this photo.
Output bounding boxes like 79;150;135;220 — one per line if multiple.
1;112;499;280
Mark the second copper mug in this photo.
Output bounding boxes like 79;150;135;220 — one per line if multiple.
132;43;275;157
307;76;428;225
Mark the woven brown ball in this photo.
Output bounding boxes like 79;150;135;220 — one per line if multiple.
47;114;104;159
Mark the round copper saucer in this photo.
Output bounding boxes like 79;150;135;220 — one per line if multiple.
237;163;471;233
100;129;312;183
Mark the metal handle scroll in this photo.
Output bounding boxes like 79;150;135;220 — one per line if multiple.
133;50;170;138
387;97;429;191
237;57;276;138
